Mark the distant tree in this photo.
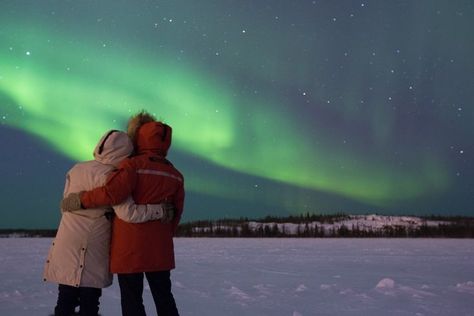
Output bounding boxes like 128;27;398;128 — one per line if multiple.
241;223;251;237
302;223;310;237
231;226;239;237
338;225;350;237
271;224;279;237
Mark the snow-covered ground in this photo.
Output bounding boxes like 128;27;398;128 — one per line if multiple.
1;238;474;316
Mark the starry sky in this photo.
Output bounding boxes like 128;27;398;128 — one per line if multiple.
0;0;473;228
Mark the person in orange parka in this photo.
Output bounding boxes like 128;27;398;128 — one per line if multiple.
61;111;184;316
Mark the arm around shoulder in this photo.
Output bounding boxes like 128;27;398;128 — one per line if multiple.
113;196;166;223
81;159;137;208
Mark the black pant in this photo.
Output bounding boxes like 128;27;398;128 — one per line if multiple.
55;284;102;316
118;271;179;316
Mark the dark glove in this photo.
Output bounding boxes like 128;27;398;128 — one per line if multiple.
161;203;176;224
61;192;83;212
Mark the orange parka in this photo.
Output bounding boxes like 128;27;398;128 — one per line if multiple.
80;122;185;273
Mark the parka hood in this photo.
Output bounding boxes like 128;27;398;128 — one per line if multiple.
136;121;171;156
93;130;133;166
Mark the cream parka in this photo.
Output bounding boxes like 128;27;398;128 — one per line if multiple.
43;130;134;288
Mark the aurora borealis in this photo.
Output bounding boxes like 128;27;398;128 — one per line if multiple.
0;1;473;228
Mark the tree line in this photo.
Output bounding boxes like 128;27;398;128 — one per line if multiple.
2;214;474;238
175;214;474;238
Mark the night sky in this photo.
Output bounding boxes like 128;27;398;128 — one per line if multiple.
0;1;473;228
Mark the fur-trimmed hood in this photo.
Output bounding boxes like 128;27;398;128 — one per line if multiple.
127;112;155;146
93;130;133;166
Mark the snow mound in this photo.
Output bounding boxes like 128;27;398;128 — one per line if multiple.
455;281;474;294
227;286;253;304
295;284;308;292
320;283;337;290
375;278;436;298
375;278;395;289
253;284;272;297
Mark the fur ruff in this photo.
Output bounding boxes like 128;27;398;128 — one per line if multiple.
127;110;156;144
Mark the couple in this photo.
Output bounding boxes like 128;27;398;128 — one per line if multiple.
43;111;185;316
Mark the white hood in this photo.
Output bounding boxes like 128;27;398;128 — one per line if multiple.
93;130;133;166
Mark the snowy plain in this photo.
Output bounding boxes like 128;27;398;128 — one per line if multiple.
1;238;474;316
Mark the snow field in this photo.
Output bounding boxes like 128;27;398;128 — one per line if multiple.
1;238;474;315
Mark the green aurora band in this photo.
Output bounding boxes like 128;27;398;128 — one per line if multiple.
0;24;450;208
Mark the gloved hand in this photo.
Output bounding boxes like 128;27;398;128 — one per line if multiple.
161;203;176;224
61;192;83;212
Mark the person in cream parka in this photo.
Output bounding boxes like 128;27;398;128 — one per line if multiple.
44;130;168;316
